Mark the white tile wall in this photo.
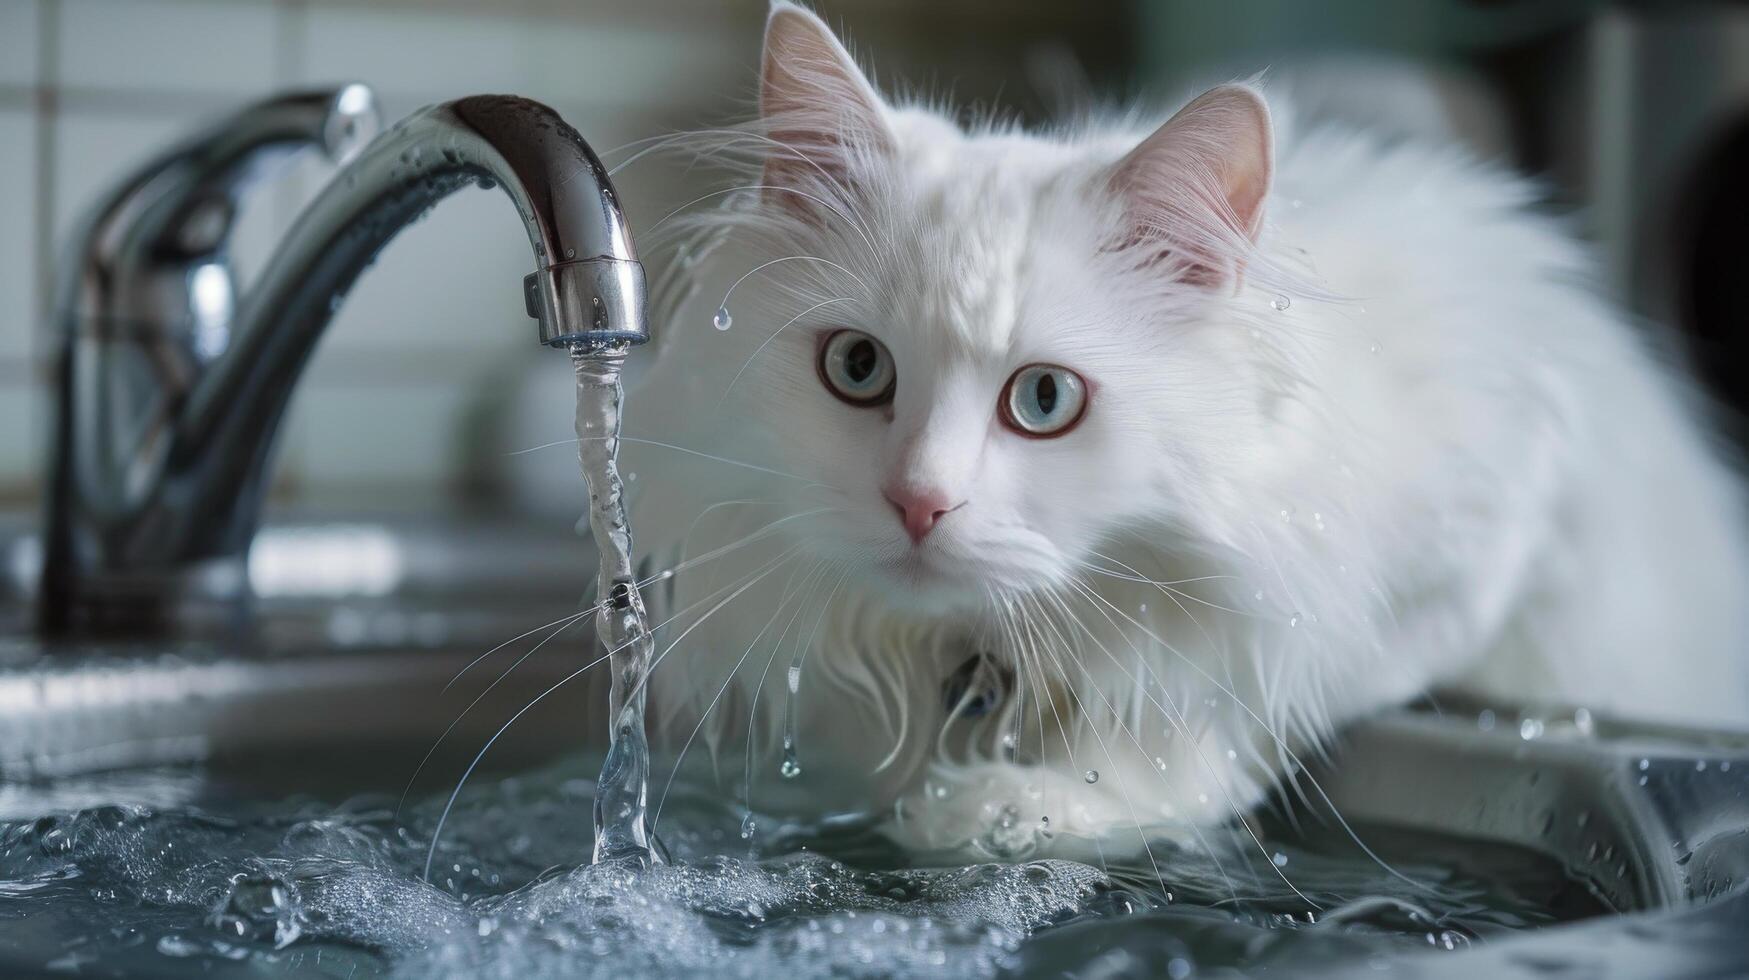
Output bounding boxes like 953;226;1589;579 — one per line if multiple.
296;6;747;109
57;0;279;95
0;110;36;361
0;0;41;88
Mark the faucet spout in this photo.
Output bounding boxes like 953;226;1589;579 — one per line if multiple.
42;92;648;634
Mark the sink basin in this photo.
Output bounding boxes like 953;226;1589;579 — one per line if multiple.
1;514;1745;977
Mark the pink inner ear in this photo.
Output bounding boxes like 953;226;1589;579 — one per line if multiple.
758;6;891;205
1108;85;1274;285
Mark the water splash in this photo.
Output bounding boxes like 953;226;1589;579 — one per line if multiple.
572;344;659;867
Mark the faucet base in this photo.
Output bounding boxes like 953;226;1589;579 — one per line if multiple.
40;555;251;639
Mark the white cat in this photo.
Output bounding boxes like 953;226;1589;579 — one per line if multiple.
622;2;1749;857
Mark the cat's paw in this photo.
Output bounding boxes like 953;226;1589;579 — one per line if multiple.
881;761;1145;861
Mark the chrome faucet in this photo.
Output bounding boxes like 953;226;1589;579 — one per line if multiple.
40;84;648;634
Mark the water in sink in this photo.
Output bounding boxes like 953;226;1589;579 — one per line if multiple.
0;747;1651;979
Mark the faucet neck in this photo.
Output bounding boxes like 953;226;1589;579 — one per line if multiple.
41;93;647;636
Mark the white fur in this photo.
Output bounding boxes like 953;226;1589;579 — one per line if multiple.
622;3;1749;858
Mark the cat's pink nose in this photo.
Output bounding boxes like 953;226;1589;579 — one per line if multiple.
884;487;958;544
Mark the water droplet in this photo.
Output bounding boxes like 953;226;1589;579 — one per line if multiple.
1270;293;1292;312
1039;815;1050;829
1254;589;1266;602
1572;707;1593;735
1272;851;1289;867
1639;758;1651;771
1520;718;1545;740
780;755;802;779
1001;731;1019;750
713;305;733;331
1368;342;1382;355
1697;760;1709;772
1083;769;1099;784
740;813;757;839
1288;612;1302;627
1476;709;1496;731
1289;199;1304;210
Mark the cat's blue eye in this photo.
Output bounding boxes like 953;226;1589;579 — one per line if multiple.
818;329;896;406
1000;364;1088;437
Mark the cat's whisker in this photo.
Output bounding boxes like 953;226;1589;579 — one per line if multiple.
741;559;835;820
668;505;838;584
400;608;591;816
629;544;814;710
421;648;614;883
1077;554;1250;617
779;566;851;764
1065;576;1434;897
647;181;881;261
719;297;857;406
651;551;817;832
1024;587;1226;903
413;509;824;814
420;548;802;881
510;433;832;489
1053;579;1311;907
1078;551;1239;679
1003;590;1115;881
673;498;793;570
1077;558;1239;590
715;254;874;317
441;607;595;695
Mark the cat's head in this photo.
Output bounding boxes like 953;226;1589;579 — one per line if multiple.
714;3;1280;612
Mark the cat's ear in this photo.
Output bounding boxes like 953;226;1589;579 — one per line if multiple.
759;2;891;205
1108;84;1273;287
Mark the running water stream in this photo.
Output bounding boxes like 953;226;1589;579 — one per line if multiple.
571;344;659;866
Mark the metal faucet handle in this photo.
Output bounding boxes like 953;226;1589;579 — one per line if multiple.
67;84;381;335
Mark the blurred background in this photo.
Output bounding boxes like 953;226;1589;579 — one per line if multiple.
0;0;1745;520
